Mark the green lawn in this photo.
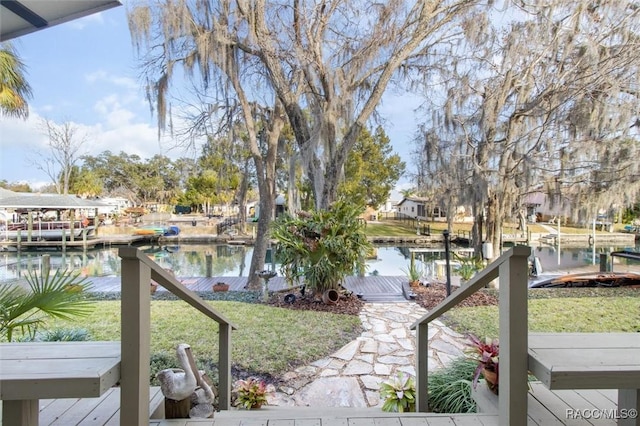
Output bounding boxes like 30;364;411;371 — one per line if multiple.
45;300;362;378
443;294;640;339
366;220;552;236
40;289;640;386
365;222;418;236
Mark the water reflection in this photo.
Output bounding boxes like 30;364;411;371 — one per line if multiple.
1;242;638;282
531;242;640;272
2;244;416;281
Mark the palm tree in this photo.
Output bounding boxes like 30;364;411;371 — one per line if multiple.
400;188;415;199
0;42;32;119
0;269;94;341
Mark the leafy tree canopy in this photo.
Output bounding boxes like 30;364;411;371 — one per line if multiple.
339;126;405;209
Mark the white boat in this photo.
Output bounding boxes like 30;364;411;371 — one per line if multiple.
1;221;96;241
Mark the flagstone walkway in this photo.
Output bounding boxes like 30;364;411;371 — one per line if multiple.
268;302;469;408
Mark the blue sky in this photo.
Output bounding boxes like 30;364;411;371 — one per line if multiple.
0;2;420;189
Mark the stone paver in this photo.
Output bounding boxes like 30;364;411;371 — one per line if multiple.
268;302;469;408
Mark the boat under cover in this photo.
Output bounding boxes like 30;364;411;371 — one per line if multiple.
1;221;95;241
530;271;640;288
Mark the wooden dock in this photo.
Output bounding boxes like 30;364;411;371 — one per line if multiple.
0;235;156;251
82;275;410;302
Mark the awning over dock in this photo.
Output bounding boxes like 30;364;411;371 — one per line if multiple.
0;190;109;210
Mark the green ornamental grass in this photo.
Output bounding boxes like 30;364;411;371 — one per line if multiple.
427;357;478;413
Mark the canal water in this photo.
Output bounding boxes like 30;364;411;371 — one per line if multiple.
1;241;638;282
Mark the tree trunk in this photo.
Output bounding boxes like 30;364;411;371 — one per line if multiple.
491;198;504;260
518;207;527;237
246;105;283;290
236;160;250;234
472;200;484;259
246;199;273;289
287;153;300;214
485;194;498;260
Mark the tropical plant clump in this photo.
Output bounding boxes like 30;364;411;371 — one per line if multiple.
466;334;499;393
232;377;274;409
271;199;372;298
380;372;416;412
0;269;94;341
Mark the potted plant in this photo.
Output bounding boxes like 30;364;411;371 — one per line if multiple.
232;377;274;409
271;199;372;303
212;282;229;292
380;372;416;412
466;334;499;394
402;262;422;287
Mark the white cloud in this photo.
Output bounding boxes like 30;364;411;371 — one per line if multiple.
93;122;160;157
0;113;48;150
85;70;109;83
85;70;138;90
68;11;105;30
0;107;169;185
93;94;133;122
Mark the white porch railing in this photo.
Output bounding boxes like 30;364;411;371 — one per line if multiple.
118;247;237;425
411;245;531;425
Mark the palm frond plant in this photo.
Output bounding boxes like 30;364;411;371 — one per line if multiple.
0;269;94;341
271;199;372;300
453;253;484;281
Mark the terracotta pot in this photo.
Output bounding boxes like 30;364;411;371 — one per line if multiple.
250;402;262;409
64;284;83;293
322;289;340;305
482;367;499;394
213;283;230;292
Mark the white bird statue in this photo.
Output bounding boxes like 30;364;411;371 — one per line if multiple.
157;343;198;401
190;377;215;419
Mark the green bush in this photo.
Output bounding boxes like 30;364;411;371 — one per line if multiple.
149;351;179;386
38;327;91;341
149;351;220;389
428;357;478;413
271;199;372;296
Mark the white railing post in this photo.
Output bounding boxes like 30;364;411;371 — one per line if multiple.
498;246;530;425
120;255;151;425
415;323;430;412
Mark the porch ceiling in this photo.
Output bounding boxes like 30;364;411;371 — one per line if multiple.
0;0;121;41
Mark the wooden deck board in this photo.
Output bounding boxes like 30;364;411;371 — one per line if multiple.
27;385;625;426
142;411;499;426
472;381;621;426
32;387;163;426
529;383;615;426
0;408;505;426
